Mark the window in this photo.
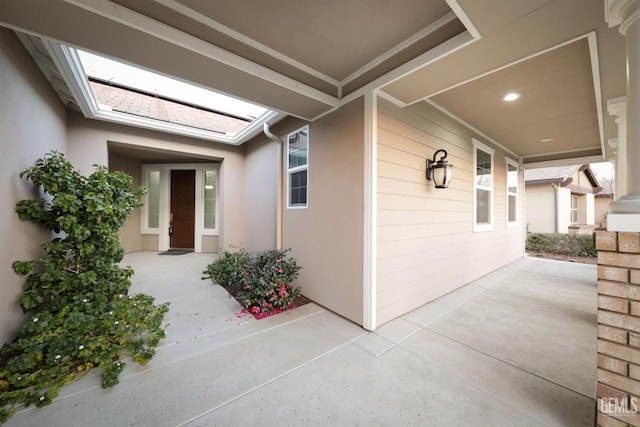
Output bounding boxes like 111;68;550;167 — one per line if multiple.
506;158;519;226
203;169;217;230
571;195;579;224
473;139;495;232
287;127;309;208
147;170;160;229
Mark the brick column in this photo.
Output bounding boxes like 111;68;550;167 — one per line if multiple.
597;230;640;426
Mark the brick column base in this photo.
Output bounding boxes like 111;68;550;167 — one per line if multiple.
596;231;640;426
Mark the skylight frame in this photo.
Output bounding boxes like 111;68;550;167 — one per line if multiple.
44;41;284;145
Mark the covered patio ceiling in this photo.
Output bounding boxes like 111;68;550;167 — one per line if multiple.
0;0;626;165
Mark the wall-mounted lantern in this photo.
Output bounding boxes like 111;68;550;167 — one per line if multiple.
426;149;453;189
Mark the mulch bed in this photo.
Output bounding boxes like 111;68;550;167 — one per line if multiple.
227;292;312;320
526;251;597;265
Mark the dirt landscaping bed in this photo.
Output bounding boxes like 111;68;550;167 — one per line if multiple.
526;251;597;265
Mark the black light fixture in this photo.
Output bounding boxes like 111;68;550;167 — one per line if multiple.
426;149;453;189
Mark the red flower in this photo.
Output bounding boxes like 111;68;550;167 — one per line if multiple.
278;284;289;297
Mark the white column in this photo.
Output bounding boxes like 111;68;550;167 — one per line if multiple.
607;139;622;200
606;0;640;231
608;99;627;200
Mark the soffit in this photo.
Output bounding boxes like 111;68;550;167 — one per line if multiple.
0;0;628;162
168;0;452;81
381;0;626;163
108;142;222;162
111;0;461;95
0;0;465;120
431;39;600;161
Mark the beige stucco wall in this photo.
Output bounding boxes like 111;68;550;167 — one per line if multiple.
0;29;68;344
142;235;159;251
66;111;246;252
243;135;278;253
376;99;525;326
201;235;219;253
108;151;143;252
525;184;557;233
282;98;365;325
595;196;612;225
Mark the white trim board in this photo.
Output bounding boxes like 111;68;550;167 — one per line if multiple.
363;92;378;331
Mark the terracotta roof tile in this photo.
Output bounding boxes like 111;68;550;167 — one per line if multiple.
89;81;249;134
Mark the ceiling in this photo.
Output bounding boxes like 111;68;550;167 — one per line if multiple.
0;0;627;165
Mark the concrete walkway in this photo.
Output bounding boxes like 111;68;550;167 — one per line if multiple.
5;253;597;426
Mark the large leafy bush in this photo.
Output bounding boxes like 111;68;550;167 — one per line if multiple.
203;248;302;315
0;152;169;423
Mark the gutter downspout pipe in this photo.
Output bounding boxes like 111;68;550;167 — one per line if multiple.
263;123;283;250
552;183;559;233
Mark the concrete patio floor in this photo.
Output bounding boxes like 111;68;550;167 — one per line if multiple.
5;253;597;426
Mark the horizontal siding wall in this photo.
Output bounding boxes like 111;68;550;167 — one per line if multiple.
376;99;524;325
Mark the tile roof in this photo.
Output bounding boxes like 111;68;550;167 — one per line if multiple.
524;165;580;183
89;80;250;135
597;177;615;196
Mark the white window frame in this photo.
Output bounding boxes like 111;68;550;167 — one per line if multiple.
141;168;161;233
571;194;579;224
201;167;220;236
473;138;495;232
286;126;309;209
505;157;519;228
141;163;220;252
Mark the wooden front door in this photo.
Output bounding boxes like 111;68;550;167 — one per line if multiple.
170;169;195;249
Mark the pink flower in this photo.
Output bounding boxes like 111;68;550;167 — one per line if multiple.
278;269;284;273
278;284;289;297
251;306;260;314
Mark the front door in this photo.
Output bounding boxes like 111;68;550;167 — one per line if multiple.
170;169;195;249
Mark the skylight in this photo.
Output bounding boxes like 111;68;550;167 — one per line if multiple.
77;50;267;121
51;45;282;144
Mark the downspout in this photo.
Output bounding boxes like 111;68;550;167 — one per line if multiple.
551;183;559;233
263;123;283;250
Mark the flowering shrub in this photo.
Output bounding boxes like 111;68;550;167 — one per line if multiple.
0;152;169;423
203;249;302;315
201;247;252;296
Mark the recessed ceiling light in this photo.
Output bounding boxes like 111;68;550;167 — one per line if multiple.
540;138;555;143
502;92;521;102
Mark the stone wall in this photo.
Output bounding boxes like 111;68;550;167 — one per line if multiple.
596;230;640;426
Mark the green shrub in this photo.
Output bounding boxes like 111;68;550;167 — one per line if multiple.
203;248;302;315
0;152;169;423
526;233;597;257
201;247;252;296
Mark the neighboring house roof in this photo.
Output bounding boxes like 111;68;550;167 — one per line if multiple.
524;165;580;183
524;164;602;194
89;79;250;135
597;177;615;197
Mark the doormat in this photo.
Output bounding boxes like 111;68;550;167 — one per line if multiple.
158;250;193;255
